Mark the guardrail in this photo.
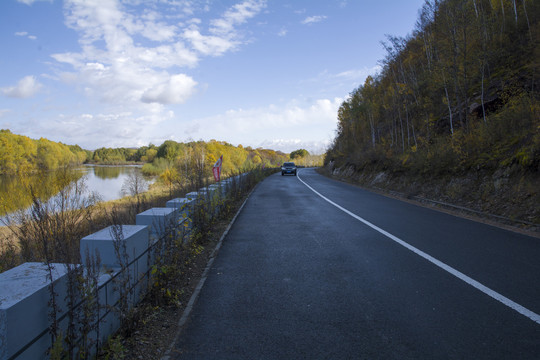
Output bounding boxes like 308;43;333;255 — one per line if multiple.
0;173;250;360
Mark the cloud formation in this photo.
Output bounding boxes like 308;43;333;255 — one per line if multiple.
257;139;330;154
183;0;266;56
51;0;266;109
179;97;342;153
301;15;327;25
336;66;382;80
15;31;37;40
1;76;43;98
141;74;197;104
17;0;52;5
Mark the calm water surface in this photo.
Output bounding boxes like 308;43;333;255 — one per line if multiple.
83;165;152;201
0;165;152;218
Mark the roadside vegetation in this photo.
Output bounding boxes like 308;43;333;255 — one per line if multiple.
289;148;325;167
0;146;275;358
0;146;274;274
325;0;539;225
0;131;301;357
0;129;322;274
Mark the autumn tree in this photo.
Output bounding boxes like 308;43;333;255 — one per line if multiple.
325;0;540;175
290;149;310;159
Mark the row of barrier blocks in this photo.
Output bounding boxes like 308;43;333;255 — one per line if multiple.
0;174;249;360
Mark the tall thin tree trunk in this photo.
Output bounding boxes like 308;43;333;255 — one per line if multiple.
405;103;410;148
442;71;454;136
481;61;487;124
512;0;518;25
398;107;405;152
411;121;418;149
369;113;376;148
521;0;532;40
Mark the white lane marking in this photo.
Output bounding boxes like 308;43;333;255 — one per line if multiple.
297;171;540;325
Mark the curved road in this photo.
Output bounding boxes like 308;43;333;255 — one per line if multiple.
171;168;540;359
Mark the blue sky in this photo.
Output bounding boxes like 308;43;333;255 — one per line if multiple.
0;0;425;154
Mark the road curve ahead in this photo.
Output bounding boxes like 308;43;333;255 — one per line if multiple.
171;168;540;359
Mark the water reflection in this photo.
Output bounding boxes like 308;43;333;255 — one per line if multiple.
92;166;125;179
0;165;151;217
0;168;85;216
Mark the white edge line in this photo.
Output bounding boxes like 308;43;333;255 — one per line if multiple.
297;171;540;325
161;189;254;360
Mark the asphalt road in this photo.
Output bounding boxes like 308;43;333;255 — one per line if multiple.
171;168;540;359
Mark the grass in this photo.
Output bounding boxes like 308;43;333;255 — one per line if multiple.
0;168;275;272
0;179;187;273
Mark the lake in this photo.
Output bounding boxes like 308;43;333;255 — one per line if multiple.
0;165;153;218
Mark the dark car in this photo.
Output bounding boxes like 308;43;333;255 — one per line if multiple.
281;162;297;176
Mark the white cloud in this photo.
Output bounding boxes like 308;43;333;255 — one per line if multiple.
178;97;342;153
1;76;43;98
17;0;52;5
183;25;237;56
15;31;37;40
139;20;177;42
278;28;287;37
141;74;197;104
51;0;266;114
210;0;266;36
299;66;381;97
184;0;267;56
301;15;327;25
257;139;330;154
51;0;199;107
336;66;381;80
31;109;176;150
6;96;340;153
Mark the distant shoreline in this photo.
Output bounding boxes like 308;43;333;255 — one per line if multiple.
84;161;145;167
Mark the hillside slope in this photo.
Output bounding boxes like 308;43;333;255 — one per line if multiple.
320;164;539;232
324;0;539;227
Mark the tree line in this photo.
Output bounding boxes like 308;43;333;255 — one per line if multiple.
91;140;291;171
140;140;290;183
0;129;89;175
325;0;539;176
0;129;292;176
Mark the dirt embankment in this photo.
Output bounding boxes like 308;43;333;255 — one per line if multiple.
319;163;540;236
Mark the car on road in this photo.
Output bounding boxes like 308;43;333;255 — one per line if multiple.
281;162;297;176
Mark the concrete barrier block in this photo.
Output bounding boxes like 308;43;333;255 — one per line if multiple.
208;184;220;191
185;191;200;201
220;179;233;192
166;198;194;215
199;186;218;199
199;187;221;216
136;207;178;241
186;190;213;205
80;225;149;269
94;268;122;343
209;183;227;197
0;262;69;360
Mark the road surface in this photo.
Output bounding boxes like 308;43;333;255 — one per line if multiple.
171;168;540;359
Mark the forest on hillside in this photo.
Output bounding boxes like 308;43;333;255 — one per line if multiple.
325;0;539;177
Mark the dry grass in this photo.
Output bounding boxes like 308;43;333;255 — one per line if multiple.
0;180;188;273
